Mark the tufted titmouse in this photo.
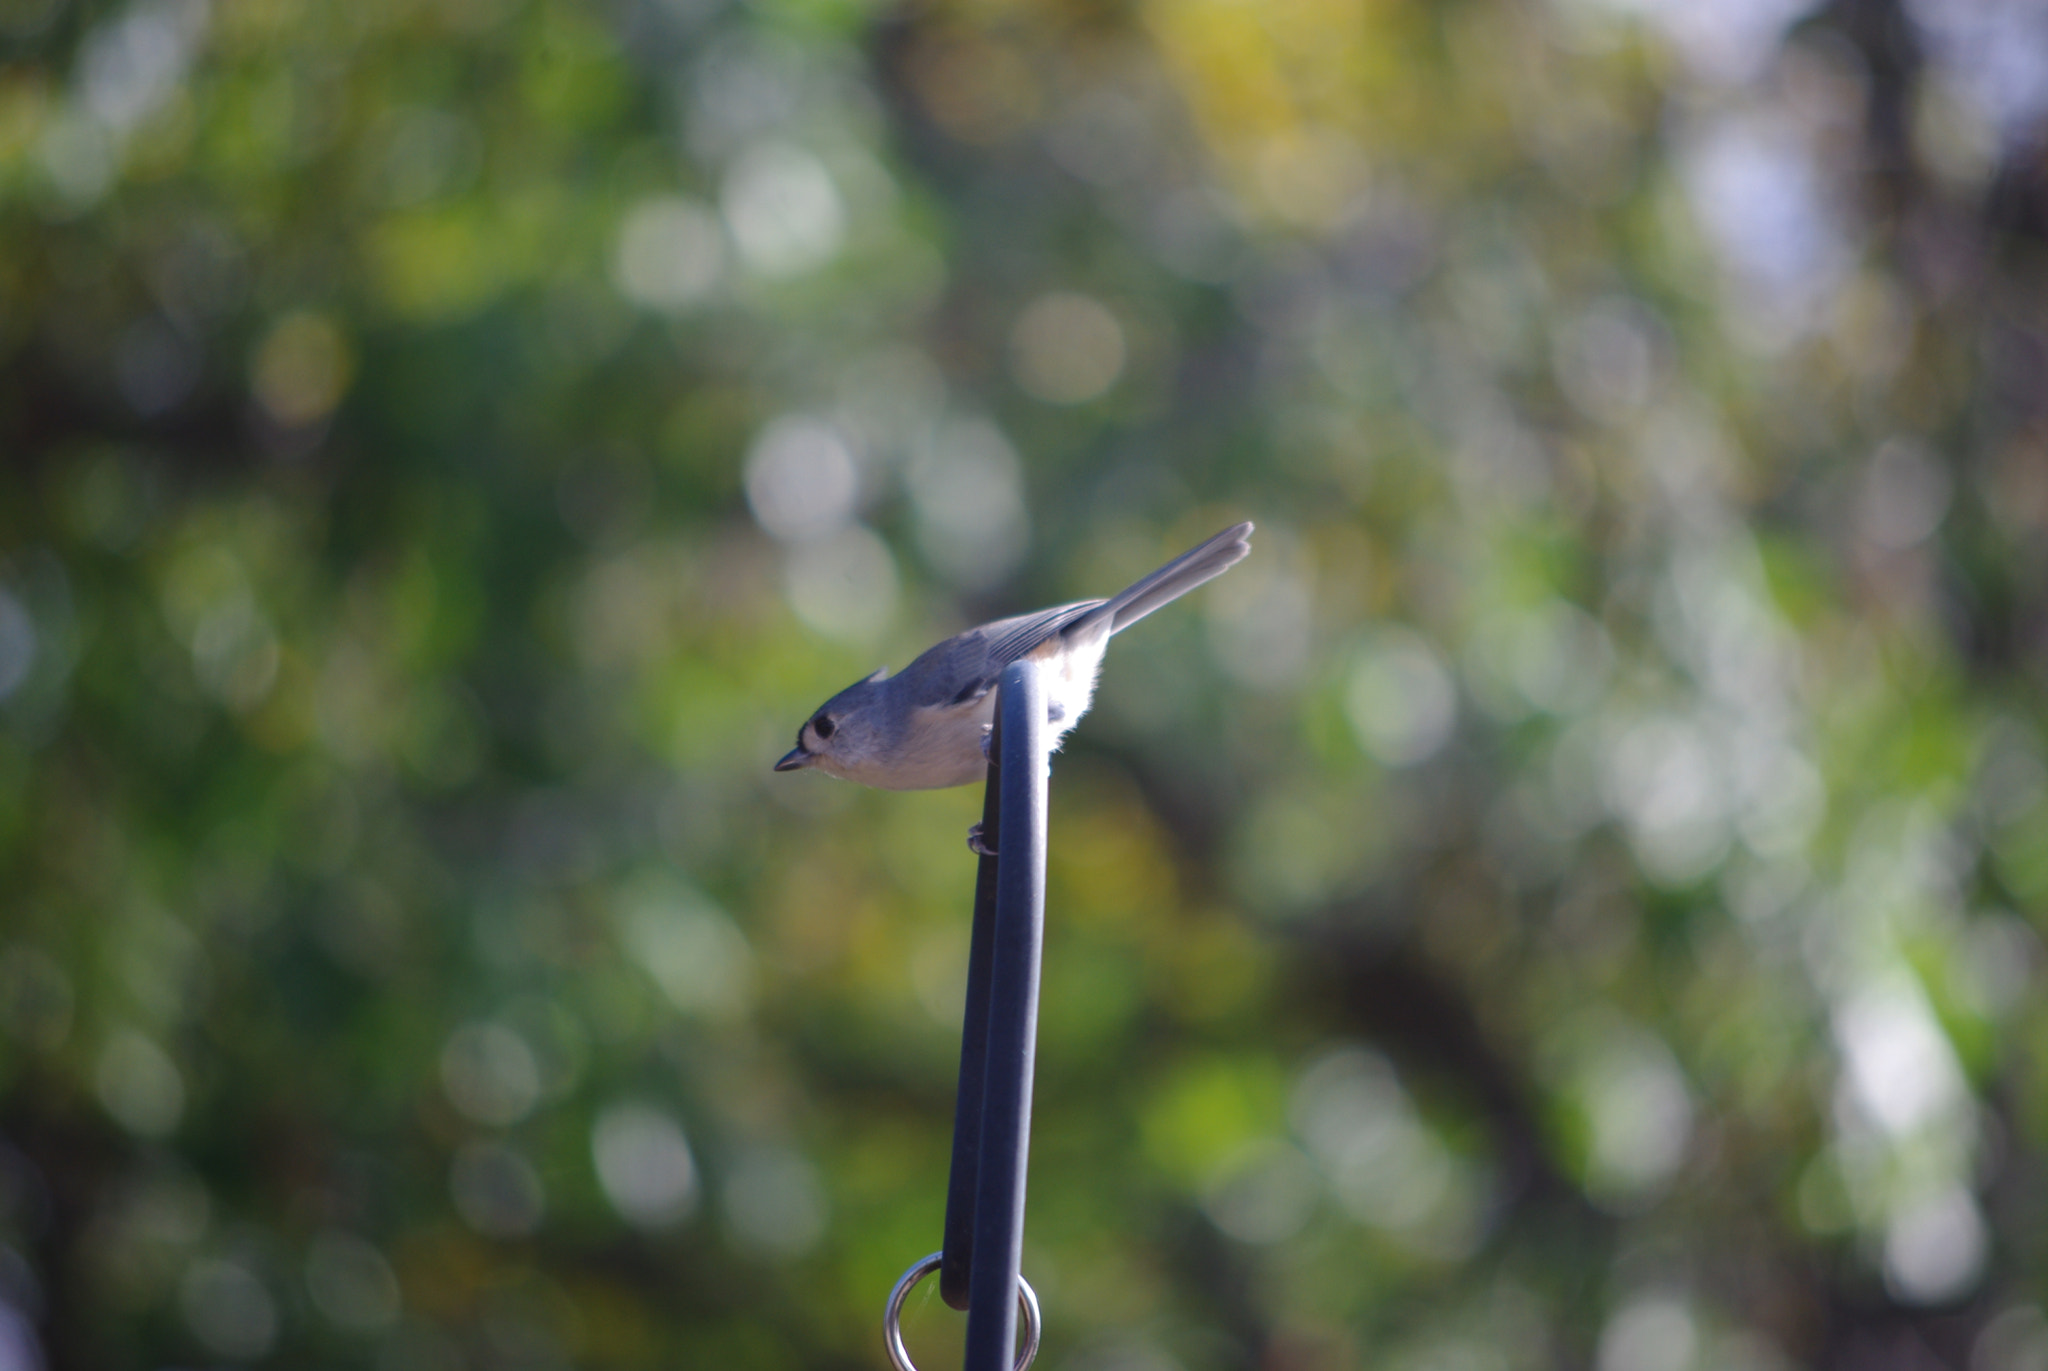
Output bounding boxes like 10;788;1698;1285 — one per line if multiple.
775;522;1253;791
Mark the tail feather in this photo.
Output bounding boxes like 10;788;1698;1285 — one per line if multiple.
1068;522;1254;640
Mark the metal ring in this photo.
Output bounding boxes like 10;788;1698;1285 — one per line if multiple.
883;1251;1040;1371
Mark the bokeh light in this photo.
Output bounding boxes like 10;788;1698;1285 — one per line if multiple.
1009;293;1127;406
592;1103;699;1230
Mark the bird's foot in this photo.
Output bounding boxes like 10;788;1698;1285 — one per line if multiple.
967;822;998;858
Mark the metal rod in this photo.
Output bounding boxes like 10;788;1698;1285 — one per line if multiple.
939;704;1004;1311
962;659;1047;1371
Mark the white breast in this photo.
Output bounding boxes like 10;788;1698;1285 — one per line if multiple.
1041;633;1110;751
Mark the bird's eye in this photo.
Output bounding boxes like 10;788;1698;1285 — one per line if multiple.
812;715;836;740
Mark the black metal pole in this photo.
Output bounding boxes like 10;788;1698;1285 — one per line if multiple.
939;704;1003;1311
962;659;1047;1371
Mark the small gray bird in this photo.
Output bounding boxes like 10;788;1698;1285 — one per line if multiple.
776;522;1253;791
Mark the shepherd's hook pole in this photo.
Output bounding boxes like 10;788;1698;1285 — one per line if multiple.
959;659;1048;1371
940;688;1005;1310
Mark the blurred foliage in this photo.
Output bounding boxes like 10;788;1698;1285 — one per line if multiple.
4;0;2048;1367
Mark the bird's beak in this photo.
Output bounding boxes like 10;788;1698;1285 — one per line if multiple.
774;746;811;772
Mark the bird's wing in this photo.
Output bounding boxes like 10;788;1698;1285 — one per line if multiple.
910;600;1105;708
981;600;1104;666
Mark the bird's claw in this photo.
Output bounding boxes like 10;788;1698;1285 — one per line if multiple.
967;822;998;858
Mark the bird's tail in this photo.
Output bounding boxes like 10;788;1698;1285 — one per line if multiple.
1068;521;1254;640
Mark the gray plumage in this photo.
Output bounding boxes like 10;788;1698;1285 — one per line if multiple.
776;521;1253;790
